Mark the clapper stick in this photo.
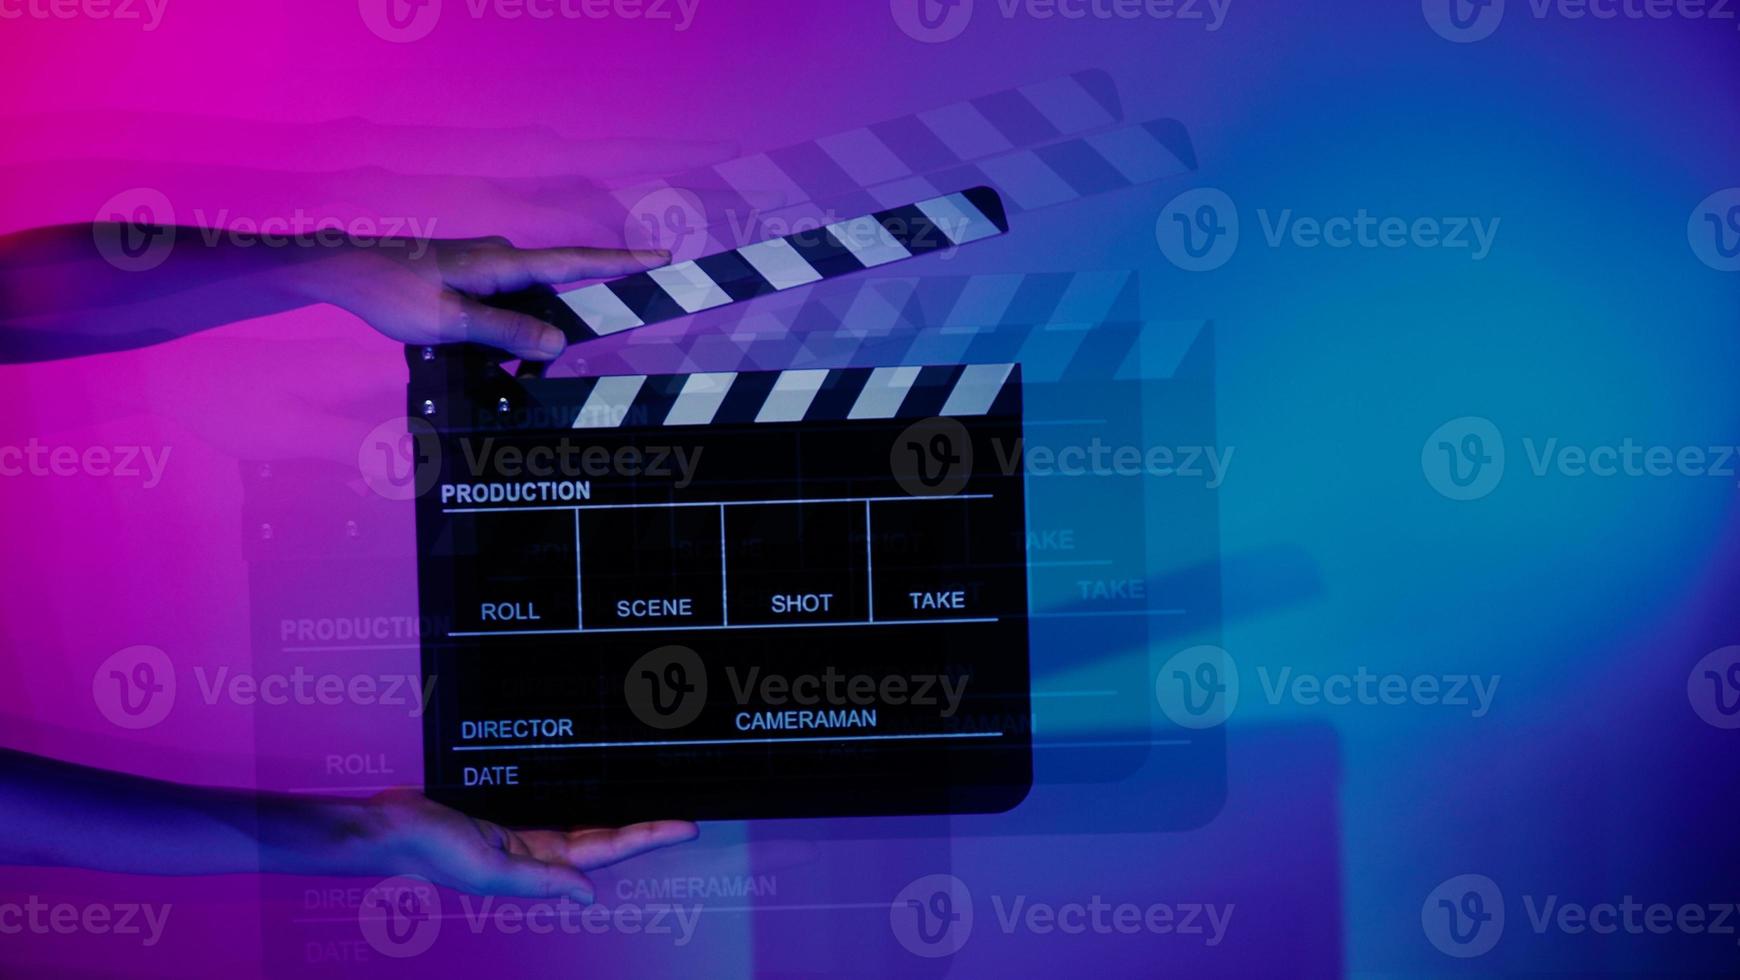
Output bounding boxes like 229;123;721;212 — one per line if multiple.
457;186;1010;379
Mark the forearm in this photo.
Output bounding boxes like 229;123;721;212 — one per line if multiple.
1;223;651;364
0;748;388;879
0;223;340;363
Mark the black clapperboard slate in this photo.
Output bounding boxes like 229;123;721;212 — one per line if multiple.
411;188;1033;824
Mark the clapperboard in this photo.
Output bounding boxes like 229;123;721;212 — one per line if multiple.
414;187;1034;823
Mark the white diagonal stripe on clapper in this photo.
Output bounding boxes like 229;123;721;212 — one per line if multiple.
572;375;647;428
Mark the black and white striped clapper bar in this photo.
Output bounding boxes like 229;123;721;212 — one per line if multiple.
558;186;1009;341
562;362;1019;430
